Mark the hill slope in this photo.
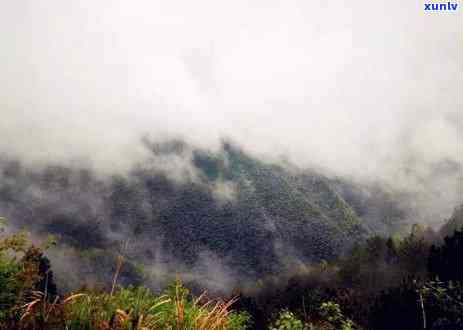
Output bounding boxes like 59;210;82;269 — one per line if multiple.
0;141;374;290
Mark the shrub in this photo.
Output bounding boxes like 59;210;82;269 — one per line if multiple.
270;310;307;330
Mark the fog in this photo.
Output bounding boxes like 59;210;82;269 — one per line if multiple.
1;0;462;224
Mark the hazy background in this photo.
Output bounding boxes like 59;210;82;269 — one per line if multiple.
1;0;462;225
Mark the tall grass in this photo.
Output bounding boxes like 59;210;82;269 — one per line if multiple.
17;279;250;329
0;222;250;329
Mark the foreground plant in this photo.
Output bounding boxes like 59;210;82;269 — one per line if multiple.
269;302;356;330
17;280;249;330
0;220;249;329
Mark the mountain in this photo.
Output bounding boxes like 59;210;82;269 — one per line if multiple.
0;140;396;291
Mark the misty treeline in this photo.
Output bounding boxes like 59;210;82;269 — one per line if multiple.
0;222;250;329
0;141;408;293
1;141;463;329
2;212;463;329
234;222;463;330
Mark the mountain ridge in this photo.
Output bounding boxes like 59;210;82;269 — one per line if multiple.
0;140;402;291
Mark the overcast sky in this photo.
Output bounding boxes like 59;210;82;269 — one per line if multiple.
1;1;462;222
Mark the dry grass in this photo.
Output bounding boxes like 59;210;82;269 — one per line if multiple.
16;281;248;330
8;243;249;329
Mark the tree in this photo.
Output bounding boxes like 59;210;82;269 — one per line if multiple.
428;230;463;282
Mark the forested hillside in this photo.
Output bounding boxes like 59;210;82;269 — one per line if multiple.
2;209;463;329
0;141;403;292
2;140;461;329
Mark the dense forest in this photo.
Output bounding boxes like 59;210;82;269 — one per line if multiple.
2;210;463;329
0;141;405;293
1;143;463;329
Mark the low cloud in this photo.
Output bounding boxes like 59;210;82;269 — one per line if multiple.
1;1;462;223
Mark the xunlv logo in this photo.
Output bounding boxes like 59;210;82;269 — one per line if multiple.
424;2;459;10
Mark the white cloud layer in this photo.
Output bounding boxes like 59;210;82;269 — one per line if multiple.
1;1;462;223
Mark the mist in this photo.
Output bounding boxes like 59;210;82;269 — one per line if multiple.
1;0;463;225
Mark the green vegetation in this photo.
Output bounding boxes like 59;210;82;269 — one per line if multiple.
3;143;463;329
269;303;354;330
0;143;374;284
17;282;249;330
2;208;463;329
234;220;463;329
0;224;250;329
